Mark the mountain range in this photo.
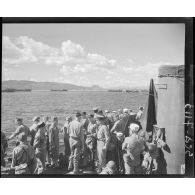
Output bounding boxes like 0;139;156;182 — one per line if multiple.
2;80;104;91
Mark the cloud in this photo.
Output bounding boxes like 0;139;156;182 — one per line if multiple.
2;35;178;87
2;36;37;66
3;35;118;72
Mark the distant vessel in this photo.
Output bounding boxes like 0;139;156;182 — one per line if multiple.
16;89;31;92
50;89;68;92
108;89;123;92
126;90;139;93
2;88;16;92
2;88;31;92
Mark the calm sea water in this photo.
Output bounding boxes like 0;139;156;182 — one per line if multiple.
1;91;147;155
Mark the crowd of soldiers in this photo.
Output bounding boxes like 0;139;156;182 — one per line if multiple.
1;106;167;175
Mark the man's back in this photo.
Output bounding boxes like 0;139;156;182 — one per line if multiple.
34;130;46;149
15;125;30;138
123;135;142;165
69;120;83;138
12;143;35;167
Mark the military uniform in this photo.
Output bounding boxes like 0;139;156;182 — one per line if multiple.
81;118;89;134
62;121;71;157
122;135;143;174
1;131;7;165
86;122;97;168
11;143;37;174
97;124;110;172
68;120;84;173
33;128;47;170
30;123;38;146
49;124;60;166
44;122;51;164
14;125;30;143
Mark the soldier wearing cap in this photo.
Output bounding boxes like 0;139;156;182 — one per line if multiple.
8;118;30;145
122;123;143;174
33;122;47;171
30;116;40;146
49;116;60;167
68;112;85;174
11;132;37;174
96;114;110;173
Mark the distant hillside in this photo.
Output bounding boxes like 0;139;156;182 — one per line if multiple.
2;80;104;91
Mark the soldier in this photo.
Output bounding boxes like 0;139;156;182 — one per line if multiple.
8;118;30;145
122;123;143;174
81;112;89;135
49;117;60;168
85;114;97;169
30;116;40;146
43;116;51;166
100;160;117;175
118;109;123;119
61;116;72;160
110;114;124;173
68;112;84;174
96;114;110;173
33;122;47;172
11;132;37;174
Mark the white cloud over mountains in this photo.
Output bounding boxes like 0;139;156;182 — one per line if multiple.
2;35;176;88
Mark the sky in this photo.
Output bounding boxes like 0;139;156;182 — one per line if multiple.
2;23;185;88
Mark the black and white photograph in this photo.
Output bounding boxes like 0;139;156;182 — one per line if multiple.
0;18;194;177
